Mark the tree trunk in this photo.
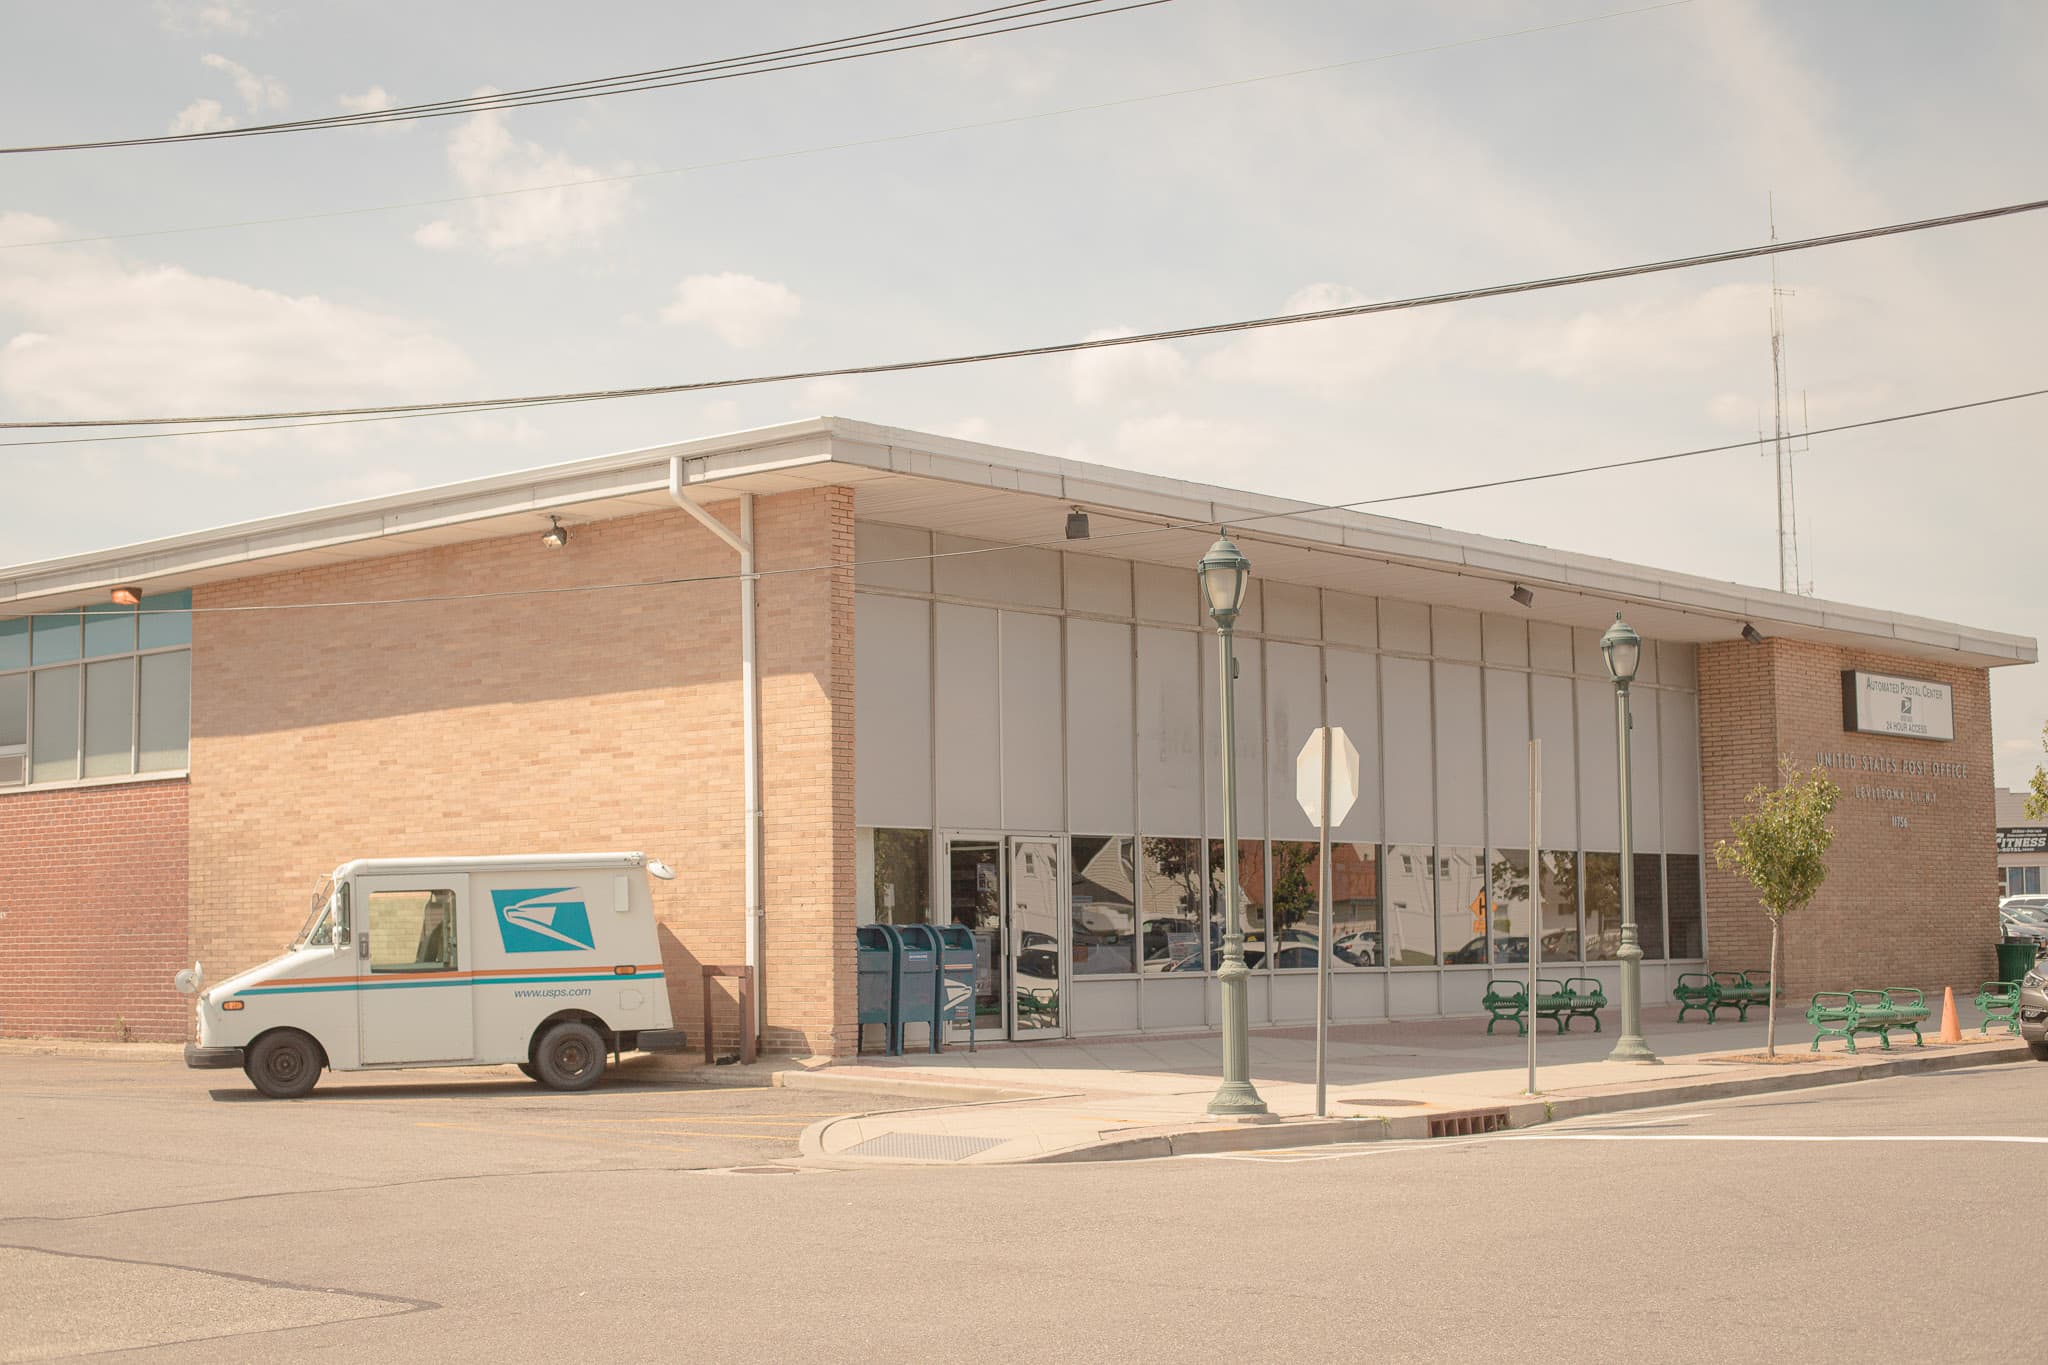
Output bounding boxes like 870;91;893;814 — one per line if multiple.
1766;917;1781;1058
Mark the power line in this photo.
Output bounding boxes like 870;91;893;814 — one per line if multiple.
55;382;2048;614
0;0;1178;155
0;1;1697;251
3;193;2042;437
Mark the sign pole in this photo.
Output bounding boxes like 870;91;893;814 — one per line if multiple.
1315;723;1333;1118
1527;738;1542;1097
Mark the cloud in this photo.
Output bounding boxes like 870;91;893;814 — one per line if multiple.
168;98;233;135
412;219;460;250
660;272;801;348
0;213;476;419
339;86;395;115
796;377;857;410
1067;327;1187;405
415;105;634;257
1108;412;1273;486
1204;284;1449;399
155;1;258;34
201;53;286;111
939;417;993;443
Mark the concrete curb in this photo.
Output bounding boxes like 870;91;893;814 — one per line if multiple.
1015;1040;2034;1164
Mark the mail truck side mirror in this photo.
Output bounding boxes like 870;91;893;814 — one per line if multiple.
333;884;352;949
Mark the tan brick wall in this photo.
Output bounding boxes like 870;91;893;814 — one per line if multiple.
1699;639;1999;1001
188;487;855;1055
0;778;190;1041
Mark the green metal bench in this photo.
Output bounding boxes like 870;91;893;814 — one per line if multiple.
1483;977;1577;1035
1559;977;1606;1032
1709;971;1770;1022
1807;987;1929;1052
1673;972;1716;1022
1975;980;2021;1035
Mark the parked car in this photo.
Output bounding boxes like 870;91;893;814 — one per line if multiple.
1999;904;2048;944
2019;956;2048;1061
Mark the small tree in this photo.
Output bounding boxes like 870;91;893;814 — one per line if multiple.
1713;759;1840;1056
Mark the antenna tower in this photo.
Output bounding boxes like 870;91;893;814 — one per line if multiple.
1766;198;1809;594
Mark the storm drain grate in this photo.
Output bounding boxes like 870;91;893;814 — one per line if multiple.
1428;1110;1511;1138
841;1132;1005;1162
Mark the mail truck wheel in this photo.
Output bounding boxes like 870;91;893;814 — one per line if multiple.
517;1062;541;1081
245;1030;322;1099
533;1021;606;1091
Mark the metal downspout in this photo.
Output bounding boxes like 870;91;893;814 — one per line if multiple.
668;458;765;1038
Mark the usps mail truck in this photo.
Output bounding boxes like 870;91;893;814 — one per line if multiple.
177;853;687;1098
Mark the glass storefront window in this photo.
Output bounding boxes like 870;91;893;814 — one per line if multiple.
1538;851;1579;963
1488;848;1531;963
1666;853;1705;959
1207;840;1270;970
1634;852;1666;959
1330;843;1381;967
857;828;932;925
1269;840;1320;969
1384;844;1435;966
138;652;191;772
2010;866;2044;897
1071;835;1136;976
82;658;135;779
31;667;79;783
1437;847;1487;965
1139;836;1206;973
1583;853;1621;961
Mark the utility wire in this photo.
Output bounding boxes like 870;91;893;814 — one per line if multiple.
67;383;2048;615
0;1;1696;251
3;193;2042;436
0;0;1177;154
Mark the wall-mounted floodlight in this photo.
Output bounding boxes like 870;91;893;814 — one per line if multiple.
1510;583;1534;608
541;516;570;550
1741;623;1765;645
110;585;142;607
1066;507;1091;540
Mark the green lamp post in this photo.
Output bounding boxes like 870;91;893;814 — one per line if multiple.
1199;533;1269;1116
1600;612;1659;1064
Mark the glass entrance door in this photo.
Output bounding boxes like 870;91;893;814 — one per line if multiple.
1007;837;1064;1038
946;840;1004;1038
945;835;1066;1040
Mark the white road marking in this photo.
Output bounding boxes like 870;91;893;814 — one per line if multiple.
1505;1134;2048;1144
1557;1114;1696;1130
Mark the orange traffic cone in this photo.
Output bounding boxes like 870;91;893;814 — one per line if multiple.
1936;986;1963;1044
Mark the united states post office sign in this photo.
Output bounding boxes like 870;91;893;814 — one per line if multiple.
1841;670;1954;742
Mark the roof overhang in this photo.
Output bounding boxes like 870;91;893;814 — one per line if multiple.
1;415;2034;669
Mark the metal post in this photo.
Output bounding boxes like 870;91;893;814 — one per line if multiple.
1208;617;1268;1117
1608;682;1658;1063
1527;738;1541;1095
1314;724;1333;1118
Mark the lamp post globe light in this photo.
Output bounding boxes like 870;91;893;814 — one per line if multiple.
1599;613;1659;1064
1198;534;1269;1116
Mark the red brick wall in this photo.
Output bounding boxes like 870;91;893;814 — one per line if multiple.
0;778;190;1041
1699;639;1998;1000
188;488;856;1056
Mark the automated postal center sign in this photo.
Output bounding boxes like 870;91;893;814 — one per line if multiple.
1842;670;1954;742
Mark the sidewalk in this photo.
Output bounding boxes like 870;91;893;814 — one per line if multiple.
794;1004;2033;1165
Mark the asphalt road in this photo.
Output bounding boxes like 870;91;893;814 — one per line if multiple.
3;1054;2042;1363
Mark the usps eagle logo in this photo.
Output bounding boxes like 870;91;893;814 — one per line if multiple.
491;888;596;953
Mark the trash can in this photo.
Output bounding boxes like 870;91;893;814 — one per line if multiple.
892;924;944;1056
856;924;899;1056
936;923;978;1052
1995;939;2039;985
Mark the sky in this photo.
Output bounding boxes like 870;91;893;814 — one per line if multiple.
2;0;2044;786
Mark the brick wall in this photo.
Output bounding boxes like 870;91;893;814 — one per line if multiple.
188;487;855;1055
0;778;190;1041
1698;639;1998;1000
